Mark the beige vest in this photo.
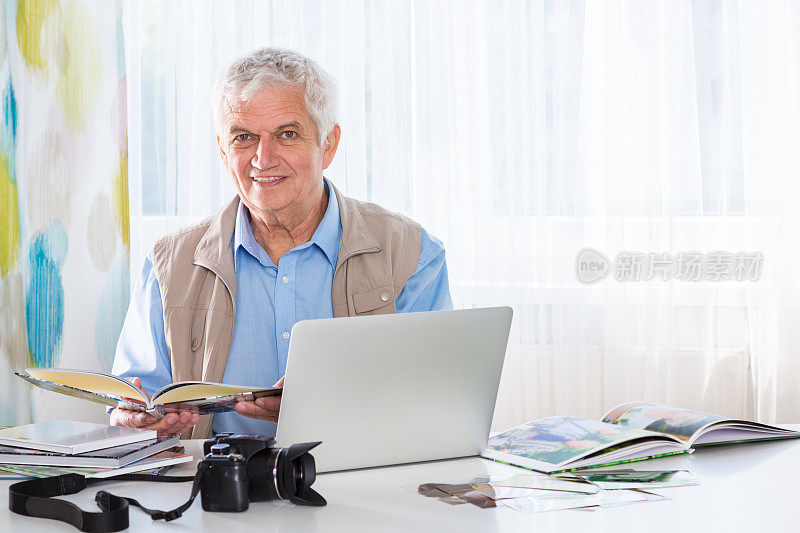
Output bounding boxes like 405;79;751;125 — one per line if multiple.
151;183;422;438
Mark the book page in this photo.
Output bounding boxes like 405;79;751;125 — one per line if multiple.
24;368;147;404
686;421;800;446
485;416;655;469
151;382;275;405
602;401;725;443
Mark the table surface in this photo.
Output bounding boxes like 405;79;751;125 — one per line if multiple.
2;428;799;532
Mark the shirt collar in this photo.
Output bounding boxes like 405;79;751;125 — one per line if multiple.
233;199;271;267
311;178;341;267
233;178;341;268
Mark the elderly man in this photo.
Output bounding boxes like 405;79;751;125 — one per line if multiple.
110;48;452;439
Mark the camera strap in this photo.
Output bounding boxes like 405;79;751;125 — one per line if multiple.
9;466;207;533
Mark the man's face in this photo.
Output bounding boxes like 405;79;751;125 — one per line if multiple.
217;86;340;219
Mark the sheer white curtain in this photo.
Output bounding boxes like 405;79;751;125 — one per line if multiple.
124;0;800;431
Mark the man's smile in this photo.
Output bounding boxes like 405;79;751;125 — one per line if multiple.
252;176;287;184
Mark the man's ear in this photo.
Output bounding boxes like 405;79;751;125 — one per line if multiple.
217;135;228;166
322;125;341;170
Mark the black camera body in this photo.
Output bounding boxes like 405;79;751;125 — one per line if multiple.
199;433;325;512
199;443;251;512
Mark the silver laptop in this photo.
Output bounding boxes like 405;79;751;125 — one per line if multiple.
275;306;513;472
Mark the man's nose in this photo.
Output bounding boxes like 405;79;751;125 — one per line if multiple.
251;137;280;170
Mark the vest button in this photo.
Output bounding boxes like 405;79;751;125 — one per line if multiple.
191;338;200;351
380;291;390;302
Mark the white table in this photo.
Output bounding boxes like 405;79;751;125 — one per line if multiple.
2;430;798;532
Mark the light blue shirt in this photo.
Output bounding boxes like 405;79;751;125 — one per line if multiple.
112;180;453;436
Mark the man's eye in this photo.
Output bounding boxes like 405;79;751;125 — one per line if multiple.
281;131;297;139
234;133;251;142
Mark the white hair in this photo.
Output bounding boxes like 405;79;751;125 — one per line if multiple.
211;47;337;146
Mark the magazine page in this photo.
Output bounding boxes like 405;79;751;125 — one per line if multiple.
152;389;280;415
602;402;725;443
151;382;278;405
15;372;123;408
691;424;800;445
482;416;664;472
20;368;148;404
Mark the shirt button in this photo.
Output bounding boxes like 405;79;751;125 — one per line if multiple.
282;276;289;283
282;331;290;339
380;291;391;302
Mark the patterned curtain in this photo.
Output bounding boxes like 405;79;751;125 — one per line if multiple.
0;0;128;424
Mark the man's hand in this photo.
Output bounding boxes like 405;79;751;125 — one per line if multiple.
234;376;284;422
109;377;200;437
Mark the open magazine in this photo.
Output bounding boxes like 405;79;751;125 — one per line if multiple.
481;402;800;473
16;368;281;417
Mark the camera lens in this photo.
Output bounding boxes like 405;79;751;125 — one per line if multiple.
245;442;326;506
296;453;312;487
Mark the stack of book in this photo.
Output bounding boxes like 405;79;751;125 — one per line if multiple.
0;419;191;480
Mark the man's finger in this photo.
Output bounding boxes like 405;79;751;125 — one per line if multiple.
168;414;196;434
237;401;278;416
147;418;189;435
111;406;198;435
155;412;199;436
188;413;200;427
164;421;189;435
162;412;180;425
235;401;255;416
119;397;147;408
235;401;278;420
114;409;156;428
254;396;281;410
124;377;151;400
135;411;158;427
138;412;179;432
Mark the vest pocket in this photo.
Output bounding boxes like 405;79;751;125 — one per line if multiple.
352;285;396;314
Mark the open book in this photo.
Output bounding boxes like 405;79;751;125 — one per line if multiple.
16;368;281;417
481;402;800;473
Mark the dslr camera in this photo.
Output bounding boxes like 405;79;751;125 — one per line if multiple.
199;433;326;512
